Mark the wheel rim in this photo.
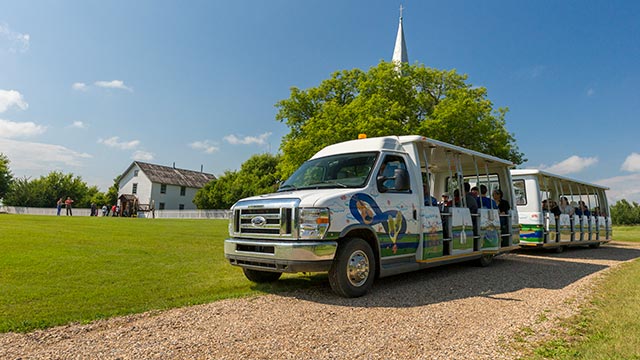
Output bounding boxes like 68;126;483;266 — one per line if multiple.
346;250;370;287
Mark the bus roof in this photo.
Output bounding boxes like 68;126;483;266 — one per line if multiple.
511;169;609;191
313;135;514;168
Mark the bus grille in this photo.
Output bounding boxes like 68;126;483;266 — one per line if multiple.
234;208;293;237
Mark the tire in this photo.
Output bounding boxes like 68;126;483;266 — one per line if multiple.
553;246;565;253
589;242;601;249
242;268;282;283
477;254;494;267
329;237;376;298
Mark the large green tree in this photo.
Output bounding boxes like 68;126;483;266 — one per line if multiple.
276;61;525;177
0;153;13;200
194;153;281;209
3;171;99;208
610;199;640;225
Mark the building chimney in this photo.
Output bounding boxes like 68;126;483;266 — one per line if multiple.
172;162;175;169
200;164;203;172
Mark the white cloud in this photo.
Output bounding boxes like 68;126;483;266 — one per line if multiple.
224;132;272;145
0;23;30;53
0;138;91;170
621;152;640;172
72;82;88;91
98;136;140;150
70;121;86;129
131;150;154;161
94;80;132;92
586;88;595;97
0;118;46;138
541;155;598;175
189;140;219;154
597;173;640;204
0;89;28;113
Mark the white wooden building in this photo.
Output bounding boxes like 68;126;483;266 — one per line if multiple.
118;161;216;211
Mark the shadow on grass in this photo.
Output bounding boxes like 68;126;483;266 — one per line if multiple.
250;243;640;309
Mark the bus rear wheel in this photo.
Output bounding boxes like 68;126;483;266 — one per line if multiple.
589;242;601;249
242;268;282;283
477;254;494;267
329;237;376;298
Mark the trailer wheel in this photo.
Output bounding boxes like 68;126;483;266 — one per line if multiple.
242;268;282;283
329;237;376;298
553;246;565;253
477;254;494;267
589;242;601;249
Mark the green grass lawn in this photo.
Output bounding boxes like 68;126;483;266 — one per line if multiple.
0;214;322;333
526;225;640;359
612;225;640;242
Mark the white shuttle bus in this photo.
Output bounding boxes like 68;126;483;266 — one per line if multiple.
225;135;519;297
511;169;611;251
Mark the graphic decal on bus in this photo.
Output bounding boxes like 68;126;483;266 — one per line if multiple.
349;193;409;254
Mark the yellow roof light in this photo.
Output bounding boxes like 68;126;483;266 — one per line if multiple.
358;134;367;139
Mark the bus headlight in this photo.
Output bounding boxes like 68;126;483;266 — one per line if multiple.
299;208;330;239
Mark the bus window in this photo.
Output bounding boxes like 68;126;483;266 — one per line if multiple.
513;179;526;206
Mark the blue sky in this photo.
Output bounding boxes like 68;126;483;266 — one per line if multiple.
0;1;638;203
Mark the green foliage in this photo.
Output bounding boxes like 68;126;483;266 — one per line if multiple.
0;153;13;199
275;61;525;177
105;175;121;206
0;215;322;333
194;153;281;209
3;171;100;208
610;199;640;225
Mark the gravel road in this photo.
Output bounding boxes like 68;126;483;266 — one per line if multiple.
2;241;640;360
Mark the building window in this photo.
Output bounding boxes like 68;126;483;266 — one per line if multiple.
159;202;165;210
134;170;139;177
160;184;167;194
179;204;185;210
132;183;138;194
180;186;186;196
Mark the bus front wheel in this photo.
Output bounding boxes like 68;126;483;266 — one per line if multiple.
329;237;376;298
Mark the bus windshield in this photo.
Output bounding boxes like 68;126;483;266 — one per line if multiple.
278;152;378;191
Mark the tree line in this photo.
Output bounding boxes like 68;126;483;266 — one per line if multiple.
0;153;119;209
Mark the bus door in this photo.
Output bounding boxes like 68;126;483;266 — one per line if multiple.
373;154;420;257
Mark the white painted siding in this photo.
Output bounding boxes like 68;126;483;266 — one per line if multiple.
150;183;199;210
118;164;153;205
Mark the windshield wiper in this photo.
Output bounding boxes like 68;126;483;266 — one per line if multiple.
277;184;298;192
309;180;349;188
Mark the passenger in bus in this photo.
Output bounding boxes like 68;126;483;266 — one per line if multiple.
439;193;450;212
452;189;461;207
463;182;478;214
575;201;591;216
559;197;575;215
423;184;437;206
479;184;497;209
549;200;561;217
492;189;510;234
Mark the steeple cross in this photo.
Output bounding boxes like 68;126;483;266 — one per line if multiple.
399;4;404;18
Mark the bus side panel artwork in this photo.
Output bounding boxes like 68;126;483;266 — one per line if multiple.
450;207;474;255
421;206;444;259
547;213;557;242
558;214;571;242
510;211;520;246
479;208;500;250
520;223;544;243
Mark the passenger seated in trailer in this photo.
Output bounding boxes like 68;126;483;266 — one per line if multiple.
549;200;561;218
479;184;497;209
463;182;478;214
559;197;575;215
451;189;461;207
492;189;510;234
439;193;450;212
575;201;591;216
423;184;437;206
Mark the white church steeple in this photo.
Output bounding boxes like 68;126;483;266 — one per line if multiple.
392;5;408;64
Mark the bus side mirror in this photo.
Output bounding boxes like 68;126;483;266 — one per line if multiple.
394;168;410;191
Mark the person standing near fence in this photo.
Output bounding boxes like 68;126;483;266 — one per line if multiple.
56;198;63;216
65;196;74;216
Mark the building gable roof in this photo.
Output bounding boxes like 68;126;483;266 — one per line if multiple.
124;161;216;188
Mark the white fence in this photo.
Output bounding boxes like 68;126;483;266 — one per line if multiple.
0;206;230;219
